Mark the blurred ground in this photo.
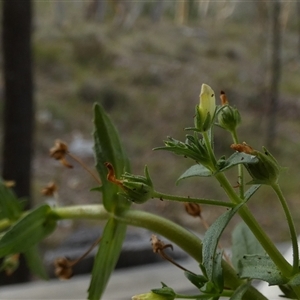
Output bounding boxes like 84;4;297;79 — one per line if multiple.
1;2;300;251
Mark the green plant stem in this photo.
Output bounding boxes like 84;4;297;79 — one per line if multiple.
231;129;245;199
49;204;266;299
215;172;292;277
271;182;299;274
202;131;217;168
175;289;234;299
50;204;110;220
153;191;235;208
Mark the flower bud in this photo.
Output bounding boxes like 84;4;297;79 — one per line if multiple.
120;166;155;204
246;147;281;185
217;95;241;134
195;84;216;132
231;144;280;185
132;292;174;300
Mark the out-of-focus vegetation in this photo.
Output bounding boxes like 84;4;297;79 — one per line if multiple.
6;1;300;245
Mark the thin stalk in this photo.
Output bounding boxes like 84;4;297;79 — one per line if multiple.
153;191;235;208
68;153;101;185
231;129;245;199
175;289;234;299
202;131;217;168
271;182;299;274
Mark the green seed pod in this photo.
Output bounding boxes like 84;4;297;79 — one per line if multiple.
120;166;154;204
217;105;241;133
246;147;281;185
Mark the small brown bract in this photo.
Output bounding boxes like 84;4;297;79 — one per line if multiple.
231;142;255;155
220;90;229;105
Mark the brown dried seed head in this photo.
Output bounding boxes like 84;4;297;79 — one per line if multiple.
50;140;73;168
41;182;58;196
184;202;201;217
54;257;73;280
150;234;165;253
150;234;173;253
50;140;68;159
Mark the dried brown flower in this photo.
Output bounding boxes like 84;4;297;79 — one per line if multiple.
41;182;58;196
50;140;73;168
150;234;173;253
54;257;73;280
150;235;191;273
184;202;201;218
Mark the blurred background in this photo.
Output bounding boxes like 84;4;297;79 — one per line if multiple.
1;0;300;284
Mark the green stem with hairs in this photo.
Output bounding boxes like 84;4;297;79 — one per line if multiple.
153;191;235;208
202;131;217;168
231;129;245;199
271;183;299;274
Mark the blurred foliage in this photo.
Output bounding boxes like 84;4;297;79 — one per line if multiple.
2;1;300;244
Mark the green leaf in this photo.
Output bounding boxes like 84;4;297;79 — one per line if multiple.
151;283;176;299
90;186;103;192
93;103;131;212
244;185;260;201
24;246;48;280
287;273;300;286
218;152;258;173
279;285;297;299
0;180;22;221
231;222;265;269
177;164;212;184
230;282;251;300
202;202;244;290
0;205;56;257
211;250;224;292
238;255;287;285
184;271;207;289
88;218;127;300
